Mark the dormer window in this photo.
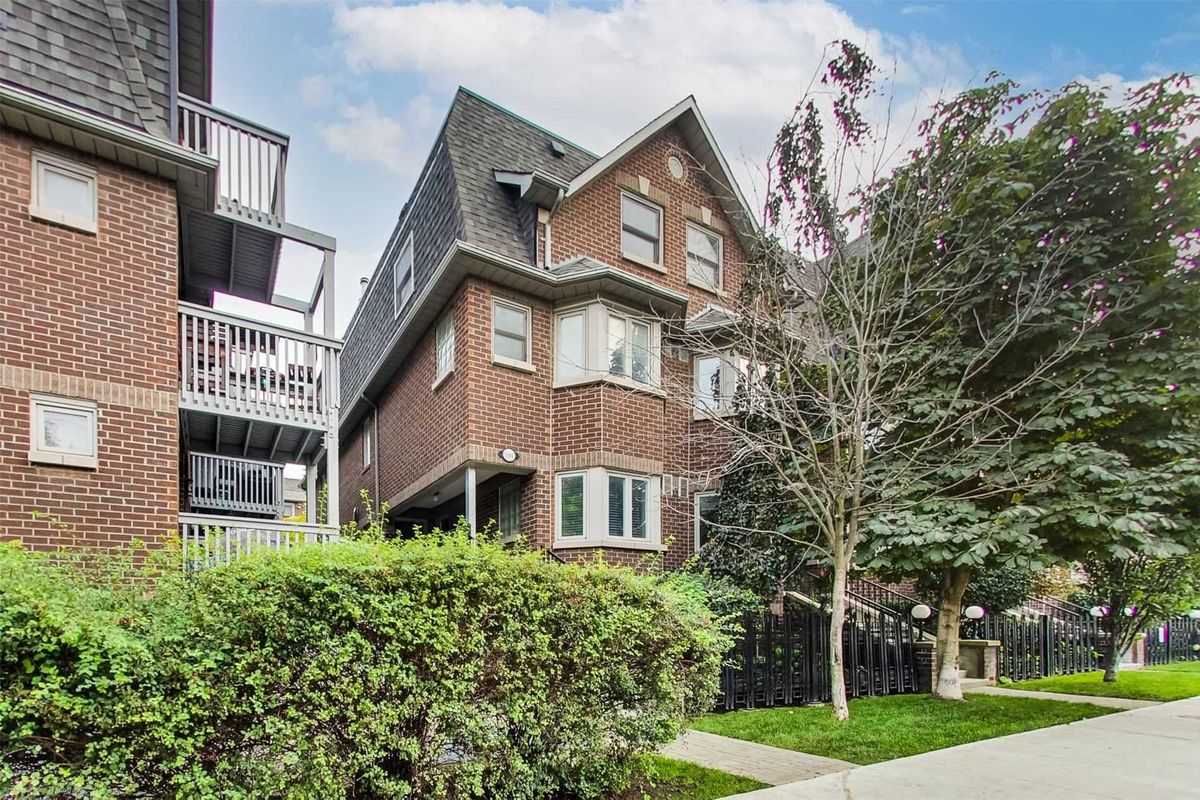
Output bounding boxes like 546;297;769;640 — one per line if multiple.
621;193;662;267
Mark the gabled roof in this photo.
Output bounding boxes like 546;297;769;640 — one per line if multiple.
566;96;760;255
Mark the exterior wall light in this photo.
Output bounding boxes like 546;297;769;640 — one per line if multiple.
498;448;519;464
910;604;933;620
963;605;985;620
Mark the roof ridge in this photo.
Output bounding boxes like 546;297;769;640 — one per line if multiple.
454;86;599;159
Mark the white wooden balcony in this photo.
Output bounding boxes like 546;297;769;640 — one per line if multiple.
179;302;340;431
178;94;288;229
179;513;338;570
189;452;283;517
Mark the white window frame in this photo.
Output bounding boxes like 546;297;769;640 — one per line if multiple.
606;472;653;541
29;151;98;234
433;312;455;387
694;492;719;551
620;191;664;269
554;301;661;392
556;471;587;539
28;394;98;469
694;351;761;418
393;234;415;317
361;416;373;471
491;298;534;371
686;223;724;293
554;467;661;549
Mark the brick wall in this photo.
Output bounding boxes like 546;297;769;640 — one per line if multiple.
0;132;179;549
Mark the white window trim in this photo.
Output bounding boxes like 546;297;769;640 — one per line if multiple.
29;151;98;234
393;233;415;318
491;297;535;372
606;471;653;541
553;301;662;394
693;351;748;420
28;394;98;469
555;470;587;540
620;191;664;270
554;467;662;550
686;222;724;294
433;312;455;388
361;417;373;472
694;491;719;551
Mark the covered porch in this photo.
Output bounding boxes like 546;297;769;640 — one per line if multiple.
388;457;533;538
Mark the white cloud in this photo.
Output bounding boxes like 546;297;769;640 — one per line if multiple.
330;0;968;197
318;101;437;179
298;74;335;109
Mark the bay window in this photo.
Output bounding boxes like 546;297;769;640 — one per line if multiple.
556;468;660;547
555;302;659;389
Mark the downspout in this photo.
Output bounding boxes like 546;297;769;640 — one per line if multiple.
360;394;380;519
541;188;565;267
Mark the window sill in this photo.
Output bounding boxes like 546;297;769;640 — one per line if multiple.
553;537;664;552
687;277;725;297
29;451;98;470
553;374;665;398
431;368;454;391
621;252;667;273
492;357;536;374
693;405;735;422
29;205;97;235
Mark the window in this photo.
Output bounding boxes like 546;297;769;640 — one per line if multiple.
28;394;98;468
694;355;723;411
694;492;719;549
393;234;415;316
555;468;660;546
492;298;532;369
607;313;653;384
557;472;586;538
499;480;522;538
621;193;662;266
435;312;455;384
556;311;586;381
361;416;373;470
30;151;98;234
694;352;764;415
608;473;650;539
687;224;723;291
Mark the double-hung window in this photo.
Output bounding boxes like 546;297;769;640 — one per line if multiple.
694;492;719;549
393;234;415;316
29;394;98;469
492;298;532;369
621;193;662;266
607;473;650;539
30;151;98;234
434;312;455;384
687;224;723;291
607;313;653;385
556;310;586;381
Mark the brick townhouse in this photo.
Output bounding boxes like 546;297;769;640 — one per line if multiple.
339;89;758;568
0;0;341;555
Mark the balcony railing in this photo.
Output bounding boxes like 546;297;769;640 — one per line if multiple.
189;452;284;517
180;513;338;570
178;94;288;226
179;302;340;429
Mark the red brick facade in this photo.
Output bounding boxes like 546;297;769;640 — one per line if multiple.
342;123;745;572
0;132;179;549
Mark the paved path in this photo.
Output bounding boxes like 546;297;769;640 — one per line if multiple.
661;729;855;786
723;696;1200;799
964;684;1160;709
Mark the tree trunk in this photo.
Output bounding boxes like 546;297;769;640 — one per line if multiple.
1102;635;1122;682
933;565;971;701
829;559;850;721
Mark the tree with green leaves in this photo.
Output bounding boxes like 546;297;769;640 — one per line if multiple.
690;43;1200;713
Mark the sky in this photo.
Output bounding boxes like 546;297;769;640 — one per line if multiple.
208;0;1200;336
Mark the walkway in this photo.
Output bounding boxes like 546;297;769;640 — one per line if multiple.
964;683;1159;709
723;696;1200;799
661;729;855;786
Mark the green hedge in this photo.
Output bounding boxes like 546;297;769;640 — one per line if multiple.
1;533;730;799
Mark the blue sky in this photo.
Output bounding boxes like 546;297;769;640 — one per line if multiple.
209;1;1200;334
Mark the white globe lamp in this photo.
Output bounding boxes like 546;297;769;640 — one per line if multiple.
910;603;933;621
963;605;985;620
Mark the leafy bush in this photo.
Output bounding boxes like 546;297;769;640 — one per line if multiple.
914;566;1037;614
1;530;730;799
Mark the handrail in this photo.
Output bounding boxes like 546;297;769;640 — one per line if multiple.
179;302;342;349
177;94;290;146
179;512;333;534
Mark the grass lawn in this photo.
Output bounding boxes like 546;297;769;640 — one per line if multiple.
690;693;1114;765
616;755;767;799
1007;661;1200;702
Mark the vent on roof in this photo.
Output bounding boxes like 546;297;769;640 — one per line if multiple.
549;139;566;158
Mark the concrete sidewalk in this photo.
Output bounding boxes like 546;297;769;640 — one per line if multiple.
964;684;1160;709
724;696;1200;799
661;729;855;786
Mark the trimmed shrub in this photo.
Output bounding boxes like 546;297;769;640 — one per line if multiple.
1;531;730;798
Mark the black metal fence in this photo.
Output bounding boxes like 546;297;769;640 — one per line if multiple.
1143;616;1200;665
960;611;1102;681
715;600;919;711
